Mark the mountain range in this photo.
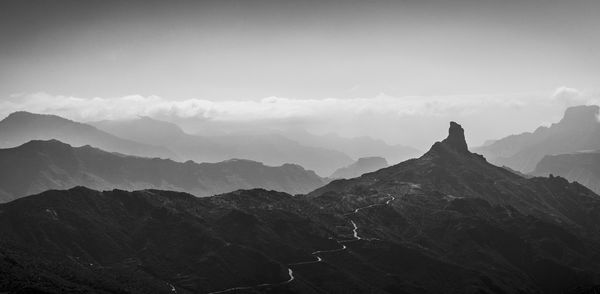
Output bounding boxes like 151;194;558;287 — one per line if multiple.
0;140;327;203
475;105;600;173
0;111;174;159
92;117;354;176
2;122;600;293
0;111;422;177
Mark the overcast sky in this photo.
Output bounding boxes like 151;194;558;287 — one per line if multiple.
1;0;599;149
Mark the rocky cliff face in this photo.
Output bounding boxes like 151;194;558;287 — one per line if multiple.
442;121;470;153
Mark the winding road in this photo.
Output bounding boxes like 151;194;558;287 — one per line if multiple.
168;283;177;293
205;194;396;294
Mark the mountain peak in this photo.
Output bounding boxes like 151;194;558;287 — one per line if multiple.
441;121;469;153
6;111;32;117
422;121;484;160
6;111;59;120
2;111;76;127
559;105;599;127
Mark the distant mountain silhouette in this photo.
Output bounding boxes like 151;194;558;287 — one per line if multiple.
474;105;600;172
2;122;600;293
330;156;388;179
0;140;327;202
282;129;420;165
0;111;174;159
532;151;600;195
92;117;354;176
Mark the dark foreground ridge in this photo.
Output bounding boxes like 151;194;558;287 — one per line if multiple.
2;122;600;293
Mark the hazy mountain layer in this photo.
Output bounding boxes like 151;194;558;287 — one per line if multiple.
0;140;327;202
282;129;420;165
0;111;174;159
330;156;388;179
92;117;353;176
474;105;600;172
2;123;600;293
532;151;600;195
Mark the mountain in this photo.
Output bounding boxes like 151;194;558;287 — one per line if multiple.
92;117;353;176
309;121;600;292
532;151;600;195
0;111;174;159
311;122;600;224
474;105;600;172
282;129;420;165
2;122;600;293
330;156;388;179
0;140;327;202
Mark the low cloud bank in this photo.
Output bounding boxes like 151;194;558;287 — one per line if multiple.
2;89;598;149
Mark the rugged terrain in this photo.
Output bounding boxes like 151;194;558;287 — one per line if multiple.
1;122;600;293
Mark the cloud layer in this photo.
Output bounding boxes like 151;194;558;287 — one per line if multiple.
2;89;598;149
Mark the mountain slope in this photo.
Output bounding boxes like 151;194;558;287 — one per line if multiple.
311;122;600;228
474;105;600;172
330;156;389;179
92;117;353;176
0;112;174;159
532;151;600;195
0;140;327;202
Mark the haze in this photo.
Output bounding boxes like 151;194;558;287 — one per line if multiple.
1;0;599;149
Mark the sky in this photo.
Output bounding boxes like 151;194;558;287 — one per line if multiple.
1;0;599;149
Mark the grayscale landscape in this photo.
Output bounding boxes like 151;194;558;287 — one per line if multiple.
1;0;600;293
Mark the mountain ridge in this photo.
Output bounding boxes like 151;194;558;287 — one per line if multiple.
310;122;600;229
0;111;175;159
92;117;354;176
474;105;600;172
0;139;328;202
532;151;600;195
